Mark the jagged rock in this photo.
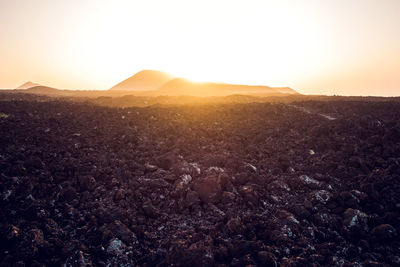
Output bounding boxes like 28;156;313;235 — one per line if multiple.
290;204;311;220
342;208;369;238
238;184;259;204
78;250;93;266
167;242;214;267
142;200;159;218
221;191;236;204
371;224;396;242
185;190;201;207
114;189;126;201
244;163;257;173
193;175;222;204
79;175;97;192
6;225;20;240
343;208;368;229
298;175;320;189
156;154;176;170
24;156;44;171
340;191;360;208
103;220;138;245
145;178;170;189
310;190;332;205
1;98;400;266
59;186;77;202
175;174;192;190
106;238;126;256
145;163;158;172
29;228;44;246
385;126;400;143
226;218;242;235
257;251;277;266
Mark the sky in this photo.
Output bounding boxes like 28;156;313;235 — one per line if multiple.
0;0;399;96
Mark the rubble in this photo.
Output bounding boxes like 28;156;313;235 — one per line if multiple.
0;99;399;266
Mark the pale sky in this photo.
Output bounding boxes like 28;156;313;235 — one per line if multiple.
0;0;399;96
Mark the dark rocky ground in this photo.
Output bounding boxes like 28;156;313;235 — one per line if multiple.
0;98;399;266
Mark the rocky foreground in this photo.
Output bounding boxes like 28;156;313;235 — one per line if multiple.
0;100;399;266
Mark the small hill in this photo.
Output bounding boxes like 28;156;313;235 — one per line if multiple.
110;70;173;91
157;78;299;97
25;86;62;95
16;81;41;90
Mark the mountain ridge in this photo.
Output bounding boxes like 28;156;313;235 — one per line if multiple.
110;70;299;96
157;77;299;97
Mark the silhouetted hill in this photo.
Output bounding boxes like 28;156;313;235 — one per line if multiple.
110;70;173;91
25;86;62;95
157;78;299;97
109;70;299;96
9;70;299;99
16;81;41;90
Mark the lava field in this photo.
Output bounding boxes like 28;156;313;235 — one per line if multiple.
0;99;399;266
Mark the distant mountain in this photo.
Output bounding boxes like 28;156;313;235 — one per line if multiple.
16;81;41;90
108;69;299;96
25;86;62;95
110;70;173;91
157;78;299;97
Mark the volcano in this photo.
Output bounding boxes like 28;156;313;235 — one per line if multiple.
110;70;173;91
110;70;299;97
16;81;41;90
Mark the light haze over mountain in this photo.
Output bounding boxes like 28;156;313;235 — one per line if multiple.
110;70;299;97
16;82;41;90
110;70;173;91
1;1;399;96
157;78;298;97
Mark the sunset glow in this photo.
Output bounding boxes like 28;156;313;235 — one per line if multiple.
0;0;399;96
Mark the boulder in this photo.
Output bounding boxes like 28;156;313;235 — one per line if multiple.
343;208;369;230
106;238;126;256
193;175;222;204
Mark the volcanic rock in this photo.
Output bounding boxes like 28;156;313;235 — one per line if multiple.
193;175;222;204
371;224;397;242
1;98;400;266
24;156;44;171
185;190;201;207
59;186;77;202
142;200;159;218
79;175;97;192
343;208;369;230
102;220;138;245
226;218;242;235
257;251;277;266
106;238;126;256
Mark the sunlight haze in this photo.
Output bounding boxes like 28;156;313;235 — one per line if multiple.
0;0;399;96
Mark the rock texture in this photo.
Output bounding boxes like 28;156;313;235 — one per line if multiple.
0;98;399;266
